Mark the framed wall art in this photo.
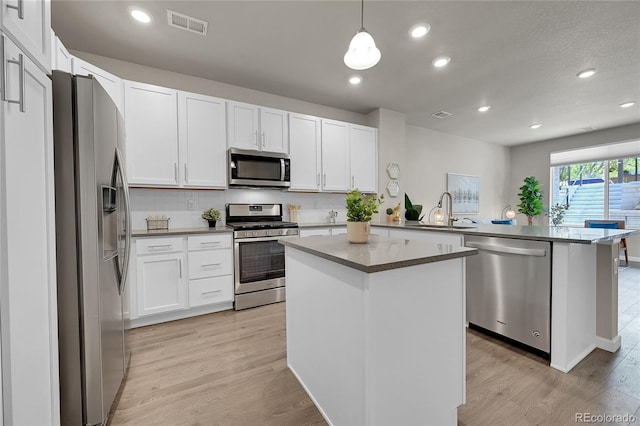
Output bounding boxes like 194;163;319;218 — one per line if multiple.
447;173;480;214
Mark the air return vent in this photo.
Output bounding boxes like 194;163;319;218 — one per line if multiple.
431;110;453;119
167;10;208;36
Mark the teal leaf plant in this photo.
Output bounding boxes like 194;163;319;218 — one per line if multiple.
346;189;383;222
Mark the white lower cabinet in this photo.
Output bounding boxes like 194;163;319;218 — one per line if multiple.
370;226;390;237
388;228;463;246
299;226;346;237
130;233;233;326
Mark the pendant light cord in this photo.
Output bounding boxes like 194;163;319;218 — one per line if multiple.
360;0;364;29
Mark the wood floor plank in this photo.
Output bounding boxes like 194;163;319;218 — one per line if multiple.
110;263;640;425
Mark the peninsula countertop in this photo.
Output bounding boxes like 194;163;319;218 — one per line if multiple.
280;235;477;273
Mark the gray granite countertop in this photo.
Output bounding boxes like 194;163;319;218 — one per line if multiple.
132;226;232;237
298;222;348;228
372;221;637;244
280;235;477;273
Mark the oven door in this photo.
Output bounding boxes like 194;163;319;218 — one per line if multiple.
234;236;286;294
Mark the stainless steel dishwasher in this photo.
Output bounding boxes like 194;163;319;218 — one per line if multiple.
464;235;551;354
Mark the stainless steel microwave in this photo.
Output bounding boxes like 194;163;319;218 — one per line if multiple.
228;148;291;188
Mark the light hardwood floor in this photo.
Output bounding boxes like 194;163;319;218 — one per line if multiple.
111;263;640;425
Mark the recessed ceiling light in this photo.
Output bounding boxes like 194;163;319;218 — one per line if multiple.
410;25;430;39
131;9;151;23
432;56;451;68
576;68;596;79
349;76;362;85
620;101;636;108
530;123;542;129
478;105;491;112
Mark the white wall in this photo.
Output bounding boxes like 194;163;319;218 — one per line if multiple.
71;50;368;126
404;125;511;220
510;123;640;258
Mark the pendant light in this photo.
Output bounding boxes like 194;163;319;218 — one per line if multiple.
343;0;381;70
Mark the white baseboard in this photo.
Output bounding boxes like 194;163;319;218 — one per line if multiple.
594;334;622;353
288;363;334;426
551;344;596;373
131;302;233;328
627;255;640;263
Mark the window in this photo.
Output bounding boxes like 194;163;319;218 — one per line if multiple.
551;156;640;227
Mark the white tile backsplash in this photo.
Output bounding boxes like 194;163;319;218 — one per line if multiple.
130;188;355;229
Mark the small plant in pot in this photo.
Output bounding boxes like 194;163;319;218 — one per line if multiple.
346;189;383;243
545;203;566;227
517;176;543;226
202;208;221;228
386;207;394;222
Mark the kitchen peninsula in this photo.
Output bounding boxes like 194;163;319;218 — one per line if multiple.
281;235;477;426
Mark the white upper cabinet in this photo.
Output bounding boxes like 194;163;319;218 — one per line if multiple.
227;101;288;153
289;113;321;191
72;57;123;113
260;107;288;153
321;119;350;192
349;124;378;193
178;91;226;188
0;0;50;73
124;81;179;186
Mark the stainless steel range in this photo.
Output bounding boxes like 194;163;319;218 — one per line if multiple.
227;203;299;310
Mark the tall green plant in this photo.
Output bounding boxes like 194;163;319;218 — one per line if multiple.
346;189;383;222
517;176;543;225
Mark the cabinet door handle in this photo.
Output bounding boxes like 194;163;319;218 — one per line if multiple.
200;241;221;246
5;0;24;19
316;173;320;186
148;244;172;250
2;40;25;113
262;131;266;147
254;130;258;147
323;173;326;186
174;163;178;182
202;289;222;296
179;259;183;278
201;262;222;269
352;176;355;188
184;164;188;183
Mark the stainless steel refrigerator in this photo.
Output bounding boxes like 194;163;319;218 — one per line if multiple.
52;71;131;425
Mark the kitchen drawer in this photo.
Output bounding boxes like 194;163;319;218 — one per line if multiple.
189;276;233;307
188;234;232;251
136;237;184;255
188;249;232;279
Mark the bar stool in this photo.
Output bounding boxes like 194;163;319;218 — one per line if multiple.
584;220;629;266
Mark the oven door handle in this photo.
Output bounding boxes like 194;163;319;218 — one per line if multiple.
235;235;296;243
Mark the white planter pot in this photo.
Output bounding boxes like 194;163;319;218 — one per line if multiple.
347;221;371;244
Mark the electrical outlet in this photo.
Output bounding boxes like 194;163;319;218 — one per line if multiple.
187;200;194;211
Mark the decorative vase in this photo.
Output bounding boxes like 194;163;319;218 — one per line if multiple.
207;220;217;228
527;216;533;226
347;221;370;243
386;215;393;223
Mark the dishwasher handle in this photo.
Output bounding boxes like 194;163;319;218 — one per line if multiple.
465;241;547;257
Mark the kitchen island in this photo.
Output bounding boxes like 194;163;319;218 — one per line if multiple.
280;235;477;426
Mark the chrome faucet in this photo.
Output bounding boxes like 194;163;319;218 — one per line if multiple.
437;191;457;227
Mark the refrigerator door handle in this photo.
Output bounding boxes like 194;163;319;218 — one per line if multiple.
115;148;132;295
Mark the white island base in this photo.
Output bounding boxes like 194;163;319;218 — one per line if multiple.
285;244;468;426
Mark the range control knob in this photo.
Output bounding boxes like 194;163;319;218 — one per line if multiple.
266;230;271;236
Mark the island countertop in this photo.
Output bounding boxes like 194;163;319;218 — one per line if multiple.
132;226;232;237
373;222;637;244
280;235;477;273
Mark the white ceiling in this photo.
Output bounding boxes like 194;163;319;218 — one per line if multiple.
51;1;640;146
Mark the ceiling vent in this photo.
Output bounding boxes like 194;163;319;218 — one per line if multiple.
431;110;453;119
167;10;208;36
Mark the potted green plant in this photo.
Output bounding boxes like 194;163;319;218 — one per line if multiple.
386;207;394;222
517;176;543;226
545;203;566;227
202;208;221;228
346;189;383;243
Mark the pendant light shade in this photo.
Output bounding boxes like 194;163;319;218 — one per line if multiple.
344;0;381;70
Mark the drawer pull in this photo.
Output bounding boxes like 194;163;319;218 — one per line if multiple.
148;244;172;249
202;289;222;296
201;263;222;268
200;241;221;245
